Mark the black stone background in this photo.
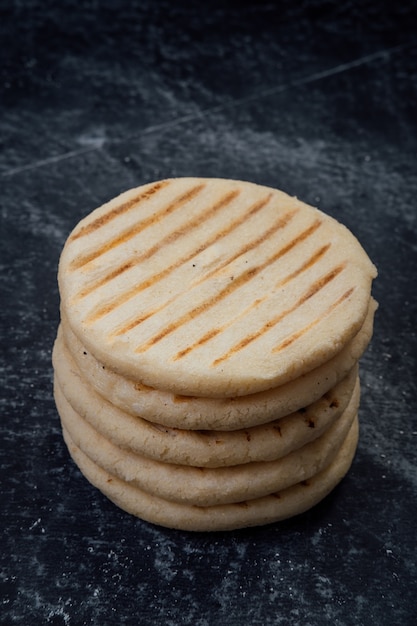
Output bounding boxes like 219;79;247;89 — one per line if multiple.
1;1;416;624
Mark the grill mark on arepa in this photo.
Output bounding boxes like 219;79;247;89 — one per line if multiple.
132;218;320;353
173;297;267;360
68;180;170;242
69;182;205;270
212;262;347;366
272;286;354;353
199;208;299;284
104;198;293;336
173;243;331;361
275;243;331;289
75;188;242;304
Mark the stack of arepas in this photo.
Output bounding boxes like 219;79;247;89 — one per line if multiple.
53;178;377;532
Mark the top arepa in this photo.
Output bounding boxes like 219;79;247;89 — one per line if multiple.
58;178;377;397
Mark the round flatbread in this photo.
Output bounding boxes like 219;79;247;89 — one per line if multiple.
61;417;359;531
59;298;375;430
53;333;359;467
55;376;358;506
58;178;377;397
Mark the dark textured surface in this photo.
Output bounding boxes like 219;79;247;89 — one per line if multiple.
1;2;416;624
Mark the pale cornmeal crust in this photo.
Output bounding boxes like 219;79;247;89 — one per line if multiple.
61;417;359;532
55;375;359;506
53;333;359;468
59;298;375;430
58;178;377;397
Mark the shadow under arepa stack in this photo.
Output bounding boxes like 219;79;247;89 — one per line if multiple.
53;177;377;531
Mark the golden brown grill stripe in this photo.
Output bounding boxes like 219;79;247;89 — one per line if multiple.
75;188;242;303
84;192;274;324
133;218;322;353
173;243;332;361
298;264;345;306
271;286;355;353
275;243;331;289
201;208;299;285
69;180;170;242
212;263;347;367
172;297;267;361
69;182;206;270
174;328;224;361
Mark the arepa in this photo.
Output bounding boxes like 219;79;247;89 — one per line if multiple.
53;332;359;467
53;177;377;530
62;417;359;532
55;375;359;506
58;178;377;397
